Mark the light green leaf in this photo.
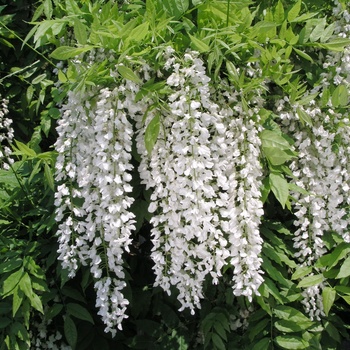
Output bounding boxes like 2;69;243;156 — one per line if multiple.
287;0;301;22
336;255;350;279
189;34;210;52
12;287;24;317
269;173;289;209
291;266;313;280
292;47;313;62
260;130;291;150
275;319;312;333
320;22;335;43
67;303;94;324
309;18;326;42
43;0;53;18
175;0;189;14
126;22;149;43
18;273;43;313
2;268;24;296
145;114;160;155
117;65;142;83
263;147;294;165
274;1;285;24
297;274;324;288
322;287;336;316
314;38;350;51
296;107;313;126
64;316;78;348
274;305;312;324
332;84;348;108
73;18;87;45
275;336;308;349
50;46;93;60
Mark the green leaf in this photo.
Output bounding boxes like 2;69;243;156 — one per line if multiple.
19;273;44;314
252;338;270;350
274;1;285;24
43;0;53;18
291;266;313;280
189;34;210;52
260;130;291;150
309;18;326;42
269;173;289;209
248;318;270;341
314;38;350;51
0;317;11;329
275;319;312;333
14;140;36;157
320;22;335;43
322;287;336;316
296;107;313;126
275;336;308;349
12;287;24;317
44;162;55;191
274;305;312;324
2;268;24;296
73;18;87;45
292;47;313;62
336;255;350;279
287;0;301;22
0;259;22;274
145;114;160;155
46;304;63;320
117;65;142;84
67;303;94;324
64;316;78;348
297;274;324;288
50;46;93;60
324;321;341;343
211;333;226;350
263;147;294;165
126;22;149;43
332;84;348;108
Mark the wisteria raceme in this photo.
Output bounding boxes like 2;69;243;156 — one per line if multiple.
276;1;350;319
135;49;265;312
54;84;137;334
0;95;14;170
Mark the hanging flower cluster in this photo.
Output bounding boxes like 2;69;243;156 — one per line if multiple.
277;1;350;320
135;49;264;312
54;84;138;335
0;95;14;170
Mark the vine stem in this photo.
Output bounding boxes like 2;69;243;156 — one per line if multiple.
226;0;231;27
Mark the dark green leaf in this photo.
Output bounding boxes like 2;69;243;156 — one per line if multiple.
211;333;226;350
64;316;78;348
67;303;94;324
0;259;22;274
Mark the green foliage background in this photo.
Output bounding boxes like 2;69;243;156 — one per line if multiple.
1;0;350;349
